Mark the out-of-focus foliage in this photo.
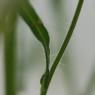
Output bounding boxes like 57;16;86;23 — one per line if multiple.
0;0;95;95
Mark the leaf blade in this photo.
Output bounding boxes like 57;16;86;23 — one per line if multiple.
18;0;50;49
18;1;50;92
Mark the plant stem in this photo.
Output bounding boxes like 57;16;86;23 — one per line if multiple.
41;0;84;95
5;29;16;95
4;9;17;95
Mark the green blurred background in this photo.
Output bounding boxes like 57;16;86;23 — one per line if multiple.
0;0;95;95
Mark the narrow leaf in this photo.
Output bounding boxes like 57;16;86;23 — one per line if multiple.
49;0;84;84
42;0;84;95
18;0;50;91
18;0;50;50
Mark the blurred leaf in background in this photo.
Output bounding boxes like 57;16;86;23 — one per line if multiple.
2;1;18;95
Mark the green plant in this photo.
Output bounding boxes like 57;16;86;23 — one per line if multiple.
18;0;84;95
2;0;84;95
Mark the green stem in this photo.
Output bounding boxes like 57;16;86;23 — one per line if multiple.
4;10;17;95
5;30;16;95
40;47;50;95
44;0;84;94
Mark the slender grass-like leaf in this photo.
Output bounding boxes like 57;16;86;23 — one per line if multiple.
18;0;50;94
18;0;50;49
42;0;84;95
49;0;84;83
18;0;50;67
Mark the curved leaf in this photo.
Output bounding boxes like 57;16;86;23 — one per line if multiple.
18;0;50;88
18;0;50;49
